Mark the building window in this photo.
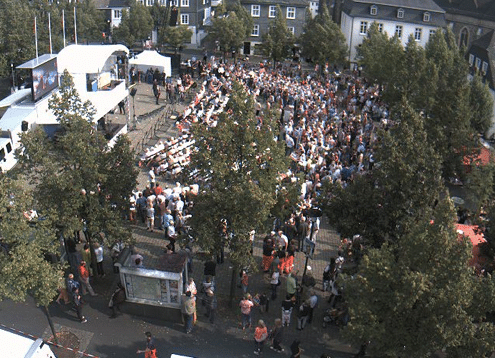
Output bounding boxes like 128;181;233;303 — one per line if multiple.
468;54;474;66
423;12;430;22
397;8;404;19
414;28;422;41
482;61;488;74
171;0;178;6
476;57;482;69
460;28;468;48
181;14;189;24
378;23;383;33
159;0;166;4
360;21;368;35
370;5;377;15
288;27;295;35
429;29;436;38
395;25;402;38
114;10;122;18
287;7;296;19
269;5;276;18
251;5;260;17
146;0;154;5
477;27;483;36
181;0;189;6
252;24;259;36
6;142;11;153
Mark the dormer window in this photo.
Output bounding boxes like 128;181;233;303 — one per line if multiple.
423;12;430;22
397;8;404;19
370;5;377;15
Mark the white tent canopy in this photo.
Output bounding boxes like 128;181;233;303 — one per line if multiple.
129;50;172;78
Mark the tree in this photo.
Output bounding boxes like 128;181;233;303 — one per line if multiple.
74;0;106;43
261;6;294;63
356;22;404;94
160;25;193;53
186;81;293;305
323;99;443;248
17;71;136;253
341;197;495;357
468;74;494;136
0;0;35;76
113;0;153;47
0;176;64;343
208;11;251;59
300;4;347;71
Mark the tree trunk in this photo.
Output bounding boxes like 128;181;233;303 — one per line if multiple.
229;266;237;308
44;305;58;345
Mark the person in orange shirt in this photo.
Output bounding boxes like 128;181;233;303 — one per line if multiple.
136;332;157;358
254;319;268;356
78;261;97;296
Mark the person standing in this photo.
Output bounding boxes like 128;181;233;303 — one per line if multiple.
290;340;303;358
152;79;161;105
297;299;311;330
146;203;155;232
286;272;297;298
136;332;157;358
270;318;284;352
253;320;268;356
81;244;93;276
203;288;217;323
281;295;295;327
71;287;87;323
308;290;318;324
78;261;97;296
183;291;195;334
239;293;254;330
270;269;280;300
93;242;105;277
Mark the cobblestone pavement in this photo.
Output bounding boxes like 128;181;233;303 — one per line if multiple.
112;79;359;357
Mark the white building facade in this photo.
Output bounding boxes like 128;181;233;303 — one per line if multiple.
340;0;446;66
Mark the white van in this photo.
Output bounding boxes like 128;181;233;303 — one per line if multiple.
0;327;57;358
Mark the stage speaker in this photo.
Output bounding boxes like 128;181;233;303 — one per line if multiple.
21;121;28;131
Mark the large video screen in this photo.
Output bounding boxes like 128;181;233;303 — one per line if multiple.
31;58;58;102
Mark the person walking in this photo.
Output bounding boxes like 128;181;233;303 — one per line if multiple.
136;332;157;358
254;319;268;356
270;318;284;352
78;260;97;296
109;283;126;318
71;287;87;323
239;293;254;330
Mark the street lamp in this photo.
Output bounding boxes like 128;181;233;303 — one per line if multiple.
11;63;15;92
130;86;138;130
302;207;322;278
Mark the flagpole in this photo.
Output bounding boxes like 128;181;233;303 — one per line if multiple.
48;13;52;54
74;6;77;44
62;9;66;47
34;17;38;60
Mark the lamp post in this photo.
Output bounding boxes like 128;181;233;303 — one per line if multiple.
302;207;322;278
11;63;15;92
130;86;138;130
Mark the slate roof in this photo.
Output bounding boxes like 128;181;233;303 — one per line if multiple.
434;0;495;22
240;0;308;7
343;0;446;27
469;29;495;89
354;0;444;12
94;0;130;9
